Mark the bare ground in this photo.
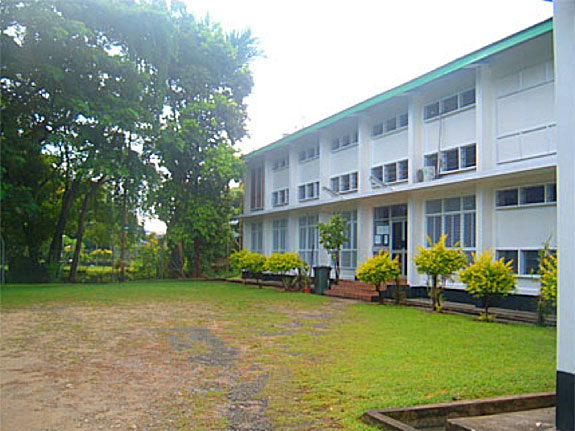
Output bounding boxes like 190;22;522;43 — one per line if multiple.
1;300;347;431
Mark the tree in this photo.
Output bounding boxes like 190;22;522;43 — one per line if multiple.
318;214;348;284
413;235;468;312
459;249;516;320
356;251;401;303
265;252;307;291
537;246;557;325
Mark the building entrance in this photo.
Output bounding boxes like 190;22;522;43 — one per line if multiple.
373;204;408;276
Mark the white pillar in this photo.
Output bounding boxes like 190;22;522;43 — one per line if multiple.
476;64;495;172
554;1;575;429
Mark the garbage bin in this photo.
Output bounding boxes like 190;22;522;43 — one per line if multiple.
313;266;331;295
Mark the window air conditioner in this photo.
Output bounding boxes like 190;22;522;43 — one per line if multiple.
417;167;437;182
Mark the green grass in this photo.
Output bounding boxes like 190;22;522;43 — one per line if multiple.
1;281;556;430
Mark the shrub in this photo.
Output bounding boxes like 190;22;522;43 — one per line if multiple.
356;251;401;303
318;214;348;285
265;252;308;291
537;248;557;325
413;235;467;312
229;250;266;287
459;249;516;319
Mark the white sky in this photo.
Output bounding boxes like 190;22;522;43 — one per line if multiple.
144;0;552;234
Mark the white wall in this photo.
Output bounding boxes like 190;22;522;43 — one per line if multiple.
423;108;476;153
371;131;408;166
329;146;358;176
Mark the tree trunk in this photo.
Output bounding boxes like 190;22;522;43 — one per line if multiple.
193;238;201;278
69;178;106;283
47;179;80;266
177;240;185;278
334;251;340;285
484;294;490;317
119;188;128;282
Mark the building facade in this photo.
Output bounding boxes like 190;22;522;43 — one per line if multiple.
241;20;557;302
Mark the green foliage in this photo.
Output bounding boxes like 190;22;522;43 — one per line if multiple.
132;235;167;280
229;250;266;286
356;251;400;290
265;252;308;291
413;235;468;311
459;249;516;318
318;214;348;284
539;249;557;306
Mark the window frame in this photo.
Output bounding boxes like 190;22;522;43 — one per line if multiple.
298;143;320;163
424;88;476;121
271;188;289;207
330;172;359;194
372;112;408;138
298;181;320;201
495;182;557;209
272;219;288;253
331;129;359;152
272;157;289;172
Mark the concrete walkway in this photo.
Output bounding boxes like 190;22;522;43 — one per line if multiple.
447;407;556;431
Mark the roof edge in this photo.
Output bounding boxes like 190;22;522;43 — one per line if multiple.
242;18;553;160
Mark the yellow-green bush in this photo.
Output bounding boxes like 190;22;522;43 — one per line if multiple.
356;251;400;301
459;249;516;319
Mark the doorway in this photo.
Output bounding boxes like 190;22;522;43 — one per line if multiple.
373;204;408;276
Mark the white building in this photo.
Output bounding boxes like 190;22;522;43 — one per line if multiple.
241;19;557;309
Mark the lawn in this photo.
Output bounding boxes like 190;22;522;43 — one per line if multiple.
0;281;556;430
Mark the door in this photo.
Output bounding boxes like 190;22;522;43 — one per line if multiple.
391;219;408;276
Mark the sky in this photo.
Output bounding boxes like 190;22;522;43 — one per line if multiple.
144;0;553;233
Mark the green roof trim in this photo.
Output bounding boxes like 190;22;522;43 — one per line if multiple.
243;18;553;160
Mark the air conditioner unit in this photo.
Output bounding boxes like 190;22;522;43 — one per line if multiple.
417;166;437;182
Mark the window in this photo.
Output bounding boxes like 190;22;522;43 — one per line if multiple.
330;172;358;193
272;157;289;171
496;249;555;276
496;183;557;208
384;163;397;183
424;102;440;120
250;165;264;210
385;117;397;133
522;250;540;275
298;144;319;162
331;130;358;151
441;148;459;172
439;144;476;173
371;166;383;182
339;211;358;269
460;144;477;169
372;123;384;137
372;113;408;137
441;95;458;114
496;250;519;274
298;181;319;201
460;88;476;108
425;195;476;253
299;215;319;267
520;185;545;205
271;189;289;207
272;219;288;253
424;88;475;120
250;222;263;254
424;153;438;169
397;160;408;181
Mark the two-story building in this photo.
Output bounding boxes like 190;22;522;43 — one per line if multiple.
240;19;557;307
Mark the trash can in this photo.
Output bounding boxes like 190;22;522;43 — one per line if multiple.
313;266;331;295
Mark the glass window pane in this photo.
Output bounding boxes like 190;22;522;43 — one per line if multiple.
441;148;459;171
424;153;438;169
462;195;476;210
398;113;408;128
461;144;476;168
426;199;442;214
463;212;476;248
546;183;557;202
441;95;459;114
424;102;440;120
497;250;518;274
496;189;519;207
521;250;540;275
398;160;408;180
372;123;383;137
374;206;389;220
385;117;396;132
426;215;442;244
460;88;476;107
520;185;545;205
391;204;407;218
444;197;461;212
384;163;397;183
372;166;383;181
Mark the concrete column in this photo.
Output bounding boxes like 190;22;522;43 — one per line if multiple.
262;218;272;256
263;155;273;212
476;184;495;254
317;210;331;266
476;65;495;172
358;114;371;193
357;202;372;267
407;193;425;286
288;144;299;210
287;212;298;254
319;133;331;201
554;1;575;429
407;93;424;183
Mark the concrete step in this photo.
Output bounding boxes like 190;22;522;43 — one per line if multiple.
324;288;379;302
